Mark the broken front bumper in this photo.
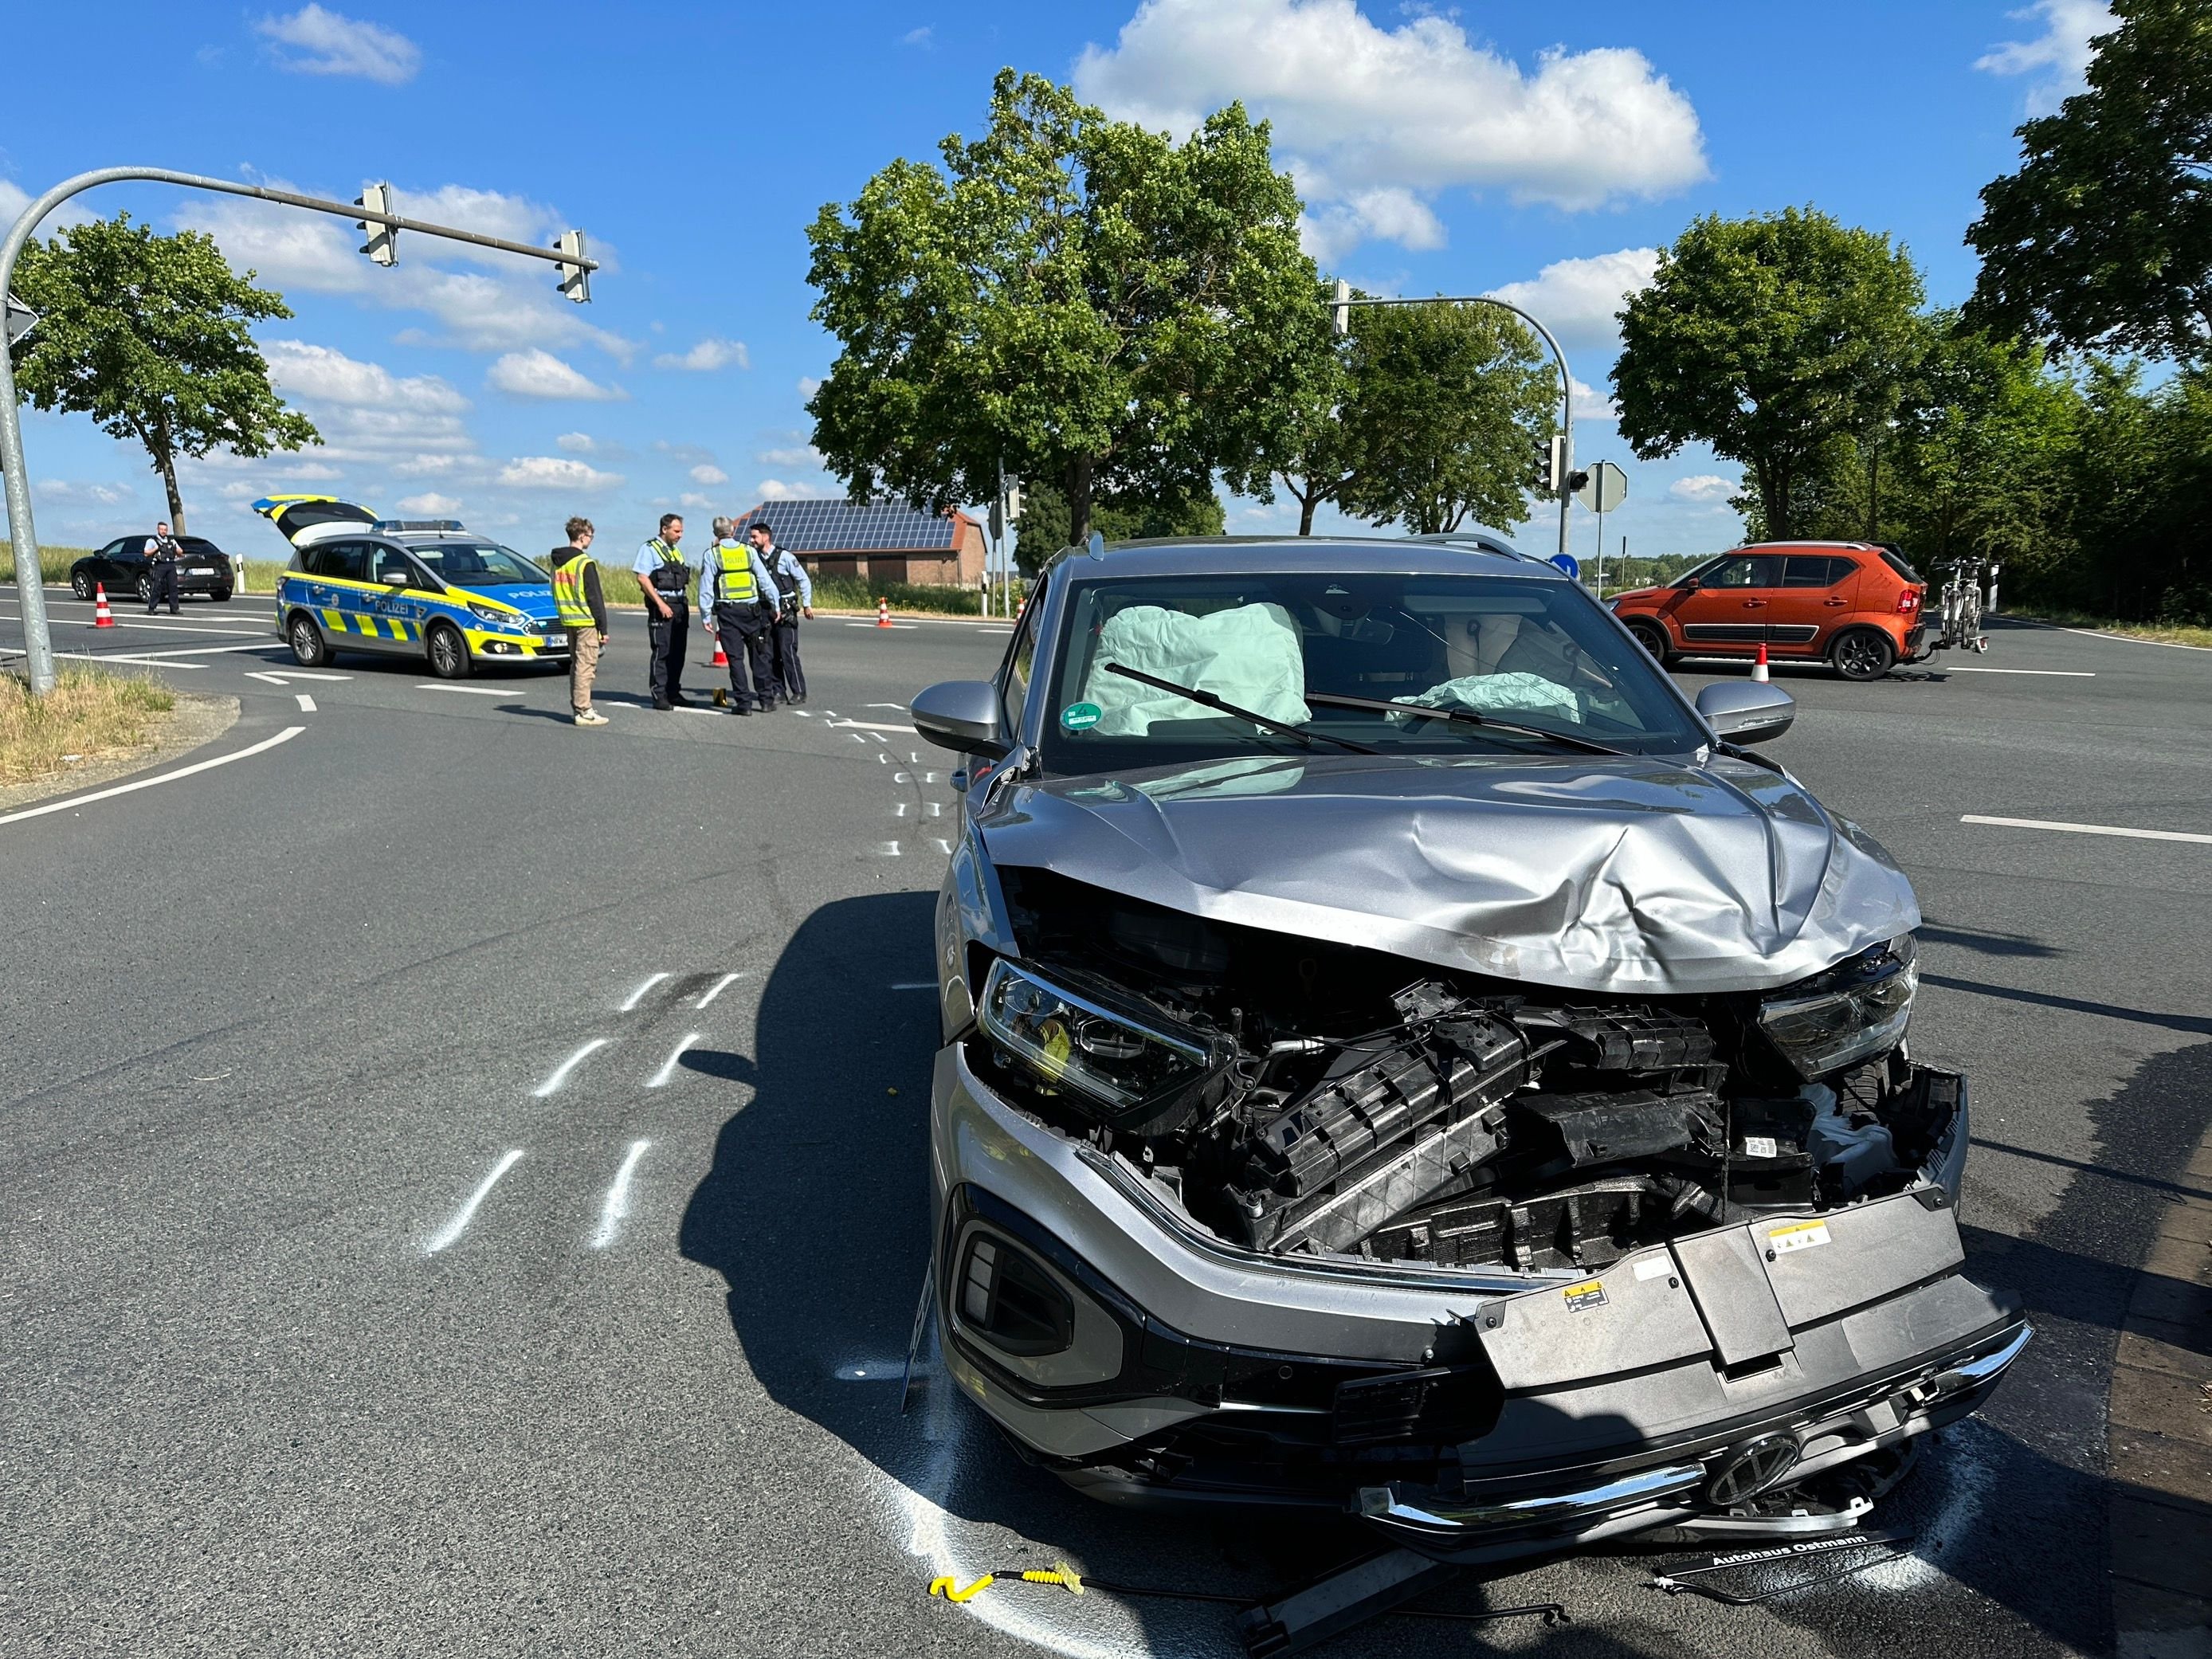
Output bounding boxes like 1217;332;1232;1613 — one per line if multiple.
930;1042;2025;1546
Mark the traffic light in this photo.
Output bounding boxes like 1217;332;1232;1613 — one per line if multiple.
355;182;397;266
1566;467;1590;496
554;229;590;304
1533;434;1567;493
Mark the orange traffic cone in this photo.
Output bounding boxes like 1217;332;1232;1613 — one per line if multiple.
1752;643;1770;683
712;635;728;669
875;596;892;629
94;582;114;628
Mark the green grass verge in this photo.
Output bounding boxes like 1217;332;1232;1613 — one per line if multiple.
0;546;92;586
0;666;175;784
2014;610;2212;649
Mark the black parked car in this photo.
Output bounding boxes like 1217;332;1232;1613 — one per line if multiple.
69;535;237;605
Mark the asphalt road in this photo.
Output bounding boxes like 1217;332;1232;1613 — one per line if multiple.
2;584;2205;1659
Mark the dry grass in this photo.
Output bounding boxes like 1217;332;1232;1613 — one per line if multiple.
0;668;176;784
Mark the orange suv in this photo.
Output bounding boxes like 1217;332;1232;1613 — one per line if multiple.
1609;541;1928;681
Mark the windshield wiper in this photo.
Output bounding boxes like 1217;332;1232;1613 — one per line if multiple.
1103;663;1379;755
1303;689;1632;757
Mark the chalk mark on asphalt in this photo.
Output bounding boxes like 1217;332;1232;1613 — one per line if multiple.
646;1032;703;1088
0;724;306;829
535;1037;611;1098
590;1139;652;1249
693;971;744;1008
619;973;670;1011
426;1150;525;1254
1961;814;2212;845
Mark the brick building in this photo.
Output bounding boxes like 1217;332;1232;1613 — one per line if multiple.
731;499;986;588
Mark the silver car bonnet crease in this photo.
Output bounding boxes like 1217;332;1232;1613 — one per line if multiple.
979;750;1919;996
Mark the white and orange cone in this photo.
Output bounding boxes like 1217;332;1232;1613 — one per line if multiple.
712;634;728;668
1752;643;1770;683
875;596;892;629
94;582;114;628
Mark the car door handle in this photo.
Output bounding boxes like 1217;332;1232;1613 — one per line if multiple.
1743;599;1767;608
1823;597;1849;606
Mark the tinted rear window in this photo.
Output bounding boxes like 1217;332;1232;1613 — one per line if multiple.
1877;547;1924;585
308;542;371;582
1782;555;1850;588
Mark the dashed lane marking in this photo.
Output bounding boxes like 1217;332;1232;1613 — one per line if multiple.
618;973;669;1012
589;1139;652;1249
0;724;305;829
294;693;316;712
534;1037;611;1098
646;1032;703;1088
1961;814;2212;845
425;1150;524;1254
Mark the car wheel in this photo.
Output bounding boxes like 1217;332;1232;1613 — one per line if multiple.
70;568;95;601
1623;618;1676;665
426;622;471;680
1831;627;1897;681
136;573;155;606
287;611;332;668
213;587;234;603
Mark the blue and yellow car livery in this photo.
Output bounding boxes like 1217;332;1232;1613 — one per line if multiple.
253;496;570;679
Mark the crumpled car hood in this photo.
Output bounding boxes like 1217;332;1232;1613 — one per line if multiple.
978;752;1918;994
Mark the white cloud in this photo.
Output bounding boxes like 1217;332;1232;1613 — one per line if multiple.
1569;375;1617;421
902;25;933;47
1976;1;2112;114
1300;188;1445;263
241;340;476;482
797;376;822;398
653;337;750;372
755;478;814;501
34;479;135;507
1075;0;1708;256
1669;473;1739;503
754;445;822;469
1488;247;1660;352
0;178;96;235
486;349;626;401
397;491;463;515
264;339;469;412
555;431;595;453
678;492;718;510
689;464;729;485
253;5;421;85
498;456;625;492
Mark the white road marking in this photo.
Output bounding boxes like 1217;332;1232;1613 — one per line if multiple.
0;725;304;829
646;1032;703;1088
924;802;942;818
851;732;870;743
877;840;902;856
590;1139;653;1249
790;709;813;717
1961;814;2212;845
88;641;277;658
693;971;743;1008
892;802;909;818
619;972;670;1011
876;753;889;763
1945;665;2096;677
415;684;506;696
845;621;918;629
95;620;268;637
2061;625;2212;652
867;703;906;710
245;669;349;684
294;693;316;712
425;1149;525;1254
5;649;210;669
534;1037;611;1098
929;838;954;855
890;982;935;990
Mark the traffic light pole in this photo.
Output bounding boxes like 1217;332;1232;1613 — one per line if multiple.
1330;284;1575;561
1;166;601;695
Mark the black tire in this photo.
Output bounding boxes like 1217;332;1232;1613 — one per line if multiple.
70;567;95;601
136;573;155;607
1831;627;1897;682
1624;618;1676;665
426;622;472;680
286;610;332;668
212;587;235;603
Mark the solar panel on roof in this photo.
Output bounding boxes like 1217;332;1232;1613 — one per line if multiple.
734;499;957;554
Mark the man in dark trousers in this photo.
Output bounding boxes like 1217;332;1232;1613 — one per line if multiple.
143;521;183;614
750;520;814;705
701;516;783;713
632;512;694;709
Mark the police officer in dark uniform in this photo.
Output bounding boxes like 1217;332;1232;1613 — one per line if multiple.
143;521;183;615
701;517;782;713
750;520;813;705
632;512;694;710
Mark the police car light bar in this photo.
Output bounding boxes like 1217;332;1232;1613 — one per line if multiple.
373;519;465;532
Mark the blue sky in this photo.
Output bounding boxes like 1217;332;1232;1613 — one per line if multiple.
2;0;2108;563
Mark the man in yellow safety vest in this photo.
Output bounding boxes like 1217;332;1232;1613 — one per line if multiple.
700;516;784;714
550;516;609;725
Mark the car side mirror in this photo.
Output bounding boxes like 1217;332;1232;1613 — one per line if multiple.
1673;577;1700;593
1696;681;1795;745
911;680;1009;757
384;573;410;587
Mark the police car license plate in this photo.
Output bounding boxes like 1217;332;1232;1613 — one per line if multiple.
190;567;214;575
543;632;569;647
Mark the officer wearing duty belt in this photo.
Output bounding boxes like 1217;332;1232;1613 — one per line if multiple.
633;513;695;710
701;516;783;714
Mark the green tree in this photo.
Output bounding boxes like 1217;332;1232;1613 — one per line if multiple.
1012;479;1225;573
805;70;1321;549
1967;0;2212;363
1228;324;1356;535
11;213;320;531
1613;207;1927;539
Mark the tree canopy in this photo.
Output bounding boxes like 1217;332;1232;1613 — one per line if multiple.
1967;0;2212;363
1012;480;1225;572
1613;207;1926;540
11;213;319;532
804;70;1324;548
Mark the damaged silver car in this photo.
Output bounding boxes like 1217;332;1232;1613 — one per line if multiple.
909;535;2027;1566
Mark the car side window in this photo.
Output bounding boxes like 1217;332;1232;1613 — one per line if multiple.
1707;555;1779;588
1782;555;1845;588
312;542;371;582
373;547;423;587
1000;578;1045;736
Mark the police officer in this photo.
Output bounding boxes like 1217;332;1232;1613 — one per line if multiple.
550;516;609;726
633;512;694;710
700;516;782;714
143;521;183;615
750;520;814;705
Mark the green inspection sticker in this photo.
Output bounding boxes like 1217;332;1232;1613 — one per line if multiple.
1061;701;1103;731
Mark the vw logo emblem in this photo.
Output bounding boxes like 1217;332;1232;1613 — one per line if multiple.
1708;1433;1802;1505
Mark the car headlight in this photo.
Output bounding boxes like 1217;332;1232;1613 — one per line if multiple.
976;958;1228;1133
1758;935;1918;1078
466;602;529;632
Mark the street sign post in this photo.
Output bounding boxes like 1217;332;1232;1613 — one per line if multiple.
1548;551;1580;581
1575;461;1628;593
4;293;34;347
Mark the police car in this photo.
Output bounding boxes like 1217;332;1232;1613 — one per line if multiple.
253;496;570;677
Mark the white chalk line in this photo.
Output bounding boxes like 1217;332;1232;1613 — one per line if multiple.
0;724;304;828
534;1037;610;1098
646;1031;703;1088
693;971;743;1008
426;1150;525;1254
294;692;316;712
589;1139;652;1249
1961;814;2212;845
618;972;669;1011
